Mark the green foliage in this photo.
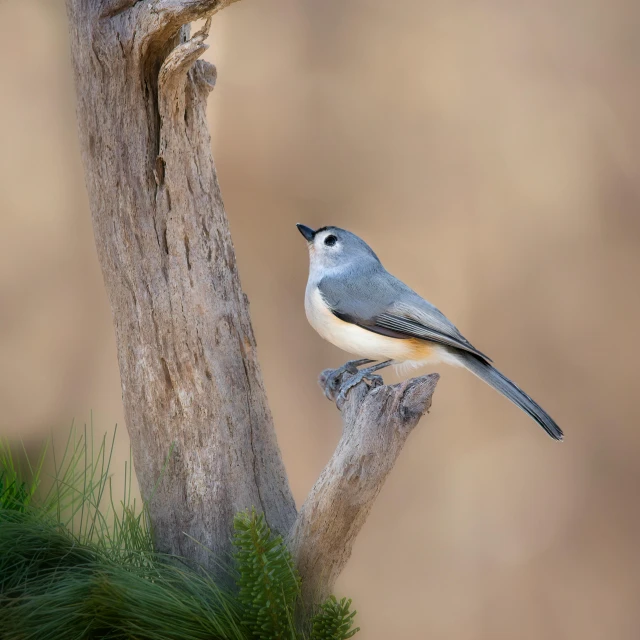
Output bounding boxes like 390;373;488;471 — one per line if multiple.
0;469;30;511
310;597;360;640
233;508;301;639
1;423;155;560
0;510;246;640
0;438;47;512
0;426;360;640
43;424;156;562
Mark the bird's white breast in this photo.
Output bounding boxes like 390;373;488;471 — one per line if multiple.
305;286;433;362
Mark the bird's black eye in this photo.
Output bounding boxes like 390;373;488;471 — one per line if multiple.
324;234;338;247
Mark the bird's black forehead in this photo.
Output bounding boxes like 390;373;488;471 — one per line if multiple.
313;226;339;236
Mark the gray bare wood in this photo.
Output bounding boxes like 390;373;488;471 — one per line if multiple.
66;1;296;568
289;370;439;609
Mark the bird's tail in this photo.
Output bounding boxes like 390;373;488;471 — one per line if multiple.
454;351;563;441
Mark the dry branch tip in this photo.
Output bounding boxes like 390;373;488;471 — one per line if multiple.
289;367;439;608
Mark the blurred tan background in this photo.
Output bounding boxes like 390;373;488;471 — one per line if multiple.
2;0;640;637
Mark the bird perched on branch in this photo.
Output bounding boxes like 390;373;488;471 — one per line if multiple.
297;223;563;441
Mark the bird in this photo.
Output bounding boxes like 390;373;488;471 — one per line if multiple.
296;223;563;441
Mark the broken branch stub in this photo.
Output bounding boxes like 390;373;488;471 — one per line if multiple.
289;369;439;609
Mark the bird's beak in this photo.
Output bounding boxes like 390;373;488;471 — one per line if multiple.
296;223;316;242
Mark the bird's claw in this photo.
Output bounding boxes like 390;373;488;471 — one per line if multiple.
336;370;384;409
320;359;393;407
319;358;373;400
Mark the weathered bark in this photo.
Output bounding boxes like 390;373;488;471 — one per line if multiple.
66;0;439;609
290;370;439;609
66;1;296;566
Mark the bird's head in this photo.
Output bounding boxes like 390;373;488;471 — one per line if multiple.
296;224;380;273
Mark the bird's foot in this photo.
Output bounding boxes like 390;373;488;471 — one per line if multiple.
319;359;373;401
335;360;393;408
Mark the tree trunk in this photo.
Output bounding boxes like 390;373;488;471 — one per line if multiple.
66;0;439;609
66;1;296;567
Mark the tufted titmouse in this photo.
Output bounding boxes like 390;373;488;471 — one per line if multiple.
297;223;563;441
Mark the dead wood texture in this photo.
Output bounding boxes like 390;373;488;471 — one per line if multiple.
66;1;296;567
66;0;439;609
290;370;439;608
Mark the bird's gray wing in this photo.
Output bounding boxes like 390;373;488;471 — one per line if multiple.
318;267;492;363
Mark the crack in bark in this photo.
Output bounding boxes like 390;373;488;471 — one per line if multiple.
240;338;266;515
144;284;161;349
91;38;108;75
184;234;192;270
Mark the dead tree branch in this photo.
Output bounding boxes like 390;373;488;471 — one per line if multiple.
290;370;439;609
